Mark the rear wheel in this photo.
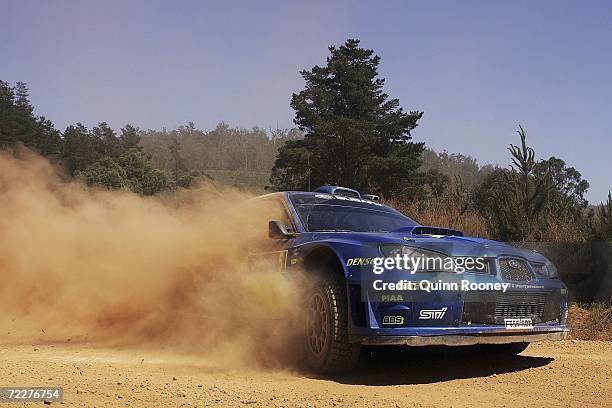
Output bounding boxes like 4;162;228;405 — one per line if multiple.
303;275;361;374
480;342;529;355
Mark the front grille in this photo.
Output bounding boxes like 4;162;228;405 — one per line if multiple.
499;258;534;282
495;292;546;319
462;291;561;325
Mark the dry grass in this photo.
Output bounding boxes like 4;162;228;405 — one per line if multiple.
523;214;587;243
388;195;584;243
568;303;612;341
388;198;490;238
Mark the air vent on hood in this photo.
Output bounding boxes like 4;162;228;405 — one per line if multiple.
410;226;464;237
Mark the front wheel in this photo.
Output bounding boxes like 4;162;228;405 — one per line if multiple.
303;276;361;374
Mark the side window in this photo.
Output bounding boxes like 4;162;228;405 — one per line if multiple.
246;198;294;251
259;198;294;236
273;200;293;232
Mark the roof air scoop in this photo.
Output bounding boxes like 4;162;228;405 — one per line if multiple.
410;226;464;237
314;186;361;198
362;194;379;201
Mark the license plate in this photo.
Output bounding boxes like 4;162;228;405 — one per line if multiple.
504;318;533;329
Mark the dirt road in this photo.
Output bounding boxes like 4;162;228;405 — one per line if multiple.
0;340;611;407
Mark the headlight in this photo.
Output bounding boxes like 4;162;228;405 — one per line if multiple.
379;245;452;273
529;262;546;276
544;259;559;279
380;245;489;273
380;244;444;258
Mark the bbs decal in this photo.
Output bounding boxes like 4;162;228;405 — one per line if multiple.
382;315;404;325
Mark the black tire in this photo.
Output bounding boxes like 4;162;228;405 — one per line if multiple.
303;275;361;374
480;342;529;355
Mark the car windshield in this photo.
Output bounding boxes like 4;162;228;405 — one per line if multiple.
289;193;418;232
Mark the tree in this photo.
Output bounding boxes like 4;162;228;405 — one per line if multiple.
76;149;170;195
91;122;122;158
590;191;612;240
62;120;171;195
118;148;169;195
119;124;142;151
269;139;312;190
77;157;129;189
270;39;425;197
14;81;33;114
475;126;590;241
0;80;61;156
421;148;495;189
535;156;589;221
62;123;100;174
168;134;187;175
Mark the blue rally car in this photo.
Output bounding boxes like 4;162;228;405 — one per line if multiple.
251;186;569;373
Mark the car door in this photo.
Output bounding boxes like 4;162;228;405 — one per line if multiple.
247;197;296;274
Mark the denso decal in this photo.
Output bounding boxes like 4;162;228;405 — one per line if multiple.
346;257;374;266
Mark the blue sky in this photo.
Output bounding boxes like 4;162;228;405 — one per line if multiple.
2;0;611;203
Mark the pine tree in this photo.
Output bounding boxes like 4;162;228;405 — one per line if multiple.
120;124;142;151
0;80;18;146
0;80;61;156
476;126;590;241
14;81;33;115
91;122;121;158
270;39;425;198
591;191;612;240
62;123;99;174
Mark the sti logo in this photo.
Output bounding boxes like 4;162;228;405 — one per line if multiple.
419;307;448;320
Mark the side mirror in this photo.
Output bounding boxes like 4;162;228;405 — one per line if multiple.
269;220;296;239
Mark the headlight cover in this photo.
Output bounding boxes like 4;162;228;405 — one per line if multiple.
380;244;444;258
544;259;559;279
529;262;546;276
379;245;454;273
379;245;489;273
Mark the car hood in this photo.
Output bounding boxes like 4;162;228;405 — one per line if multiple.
300;230;546;262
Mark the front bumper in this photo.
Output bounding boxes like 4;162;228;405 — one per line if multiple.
362;329;568;346
349;268;569;337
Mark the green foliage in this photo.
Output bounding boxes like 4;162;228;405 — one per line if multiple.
62;123;171;194
91;122;122;159
76;149;170;195
119;148;152;182
140;122;301;175
271;39;425;198
76;157;129;189
165;133;200;188
268;139;311;190
1;79;174;196
62;123;100;174
1;78;604;244
421;148;496;190
535;156;589;221
120;124;142;151
118;148;169;195
590;192;612;240
475;168;523;240
0;80;61;156
475;126;590;241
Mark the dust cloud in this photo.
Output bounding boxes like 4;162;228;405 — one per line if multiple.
0;146;303;368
